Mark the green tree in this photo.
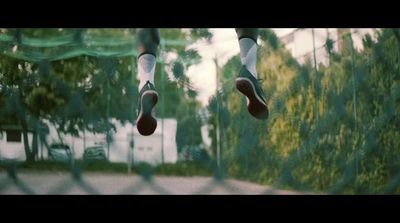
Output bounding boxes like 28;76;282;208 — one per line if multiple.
0;28;212;162
210;28;400;194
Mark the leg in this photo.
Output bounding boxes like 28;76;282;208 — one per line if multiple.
235;28;259;43
137;28;160;91
235;28;269;120
235;28;259;77
136;28;160;136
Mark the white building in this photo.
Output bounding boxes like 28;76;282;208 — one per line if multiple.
0;118;178;166
0;126;34;161
274;28;376;67
130;118;178;165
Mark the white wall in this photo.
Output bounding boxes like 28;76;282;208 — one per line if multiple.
0;118;178;166
131;118;178;166
47;119;177;166
278;28;376;67
0;131;32;161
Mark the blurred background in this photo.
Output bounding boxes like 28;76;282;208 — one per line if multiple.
0;28;399;194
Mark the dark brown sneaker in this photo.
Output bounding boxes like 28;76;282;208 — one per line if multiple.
136;81;158;136
235;66;269;120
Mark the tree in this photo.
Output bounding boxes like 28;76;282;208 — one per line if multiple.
209;28;400;193
0;28;212;162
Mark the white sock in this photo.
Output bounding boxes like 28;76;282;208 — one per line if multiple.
137;54;156;91
239;38;258;78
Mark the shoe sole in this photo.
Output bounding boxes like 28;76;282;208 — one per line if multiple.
136;90;158;136
236;77;269;120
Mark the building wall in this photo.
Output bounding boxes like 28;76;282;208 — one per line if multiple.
0;118;178;166
0;131;33;161
132;118;178;165
277;28;376;67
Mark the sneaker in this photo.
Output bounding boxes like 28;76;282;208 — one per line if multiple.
235;66;269;120
136;81;159;136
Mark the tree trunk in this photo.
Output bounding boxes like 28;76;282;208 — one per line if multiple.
21;120;33;162
39;134;49;155
56;128;63;144
15;90;32;162
31;117;39;161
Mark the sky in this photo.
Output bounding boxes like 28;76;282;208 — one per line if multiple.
187;28;295;106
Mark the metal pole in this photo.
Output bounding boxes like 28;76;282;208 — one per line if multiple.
71;135;75;167
131;54;136;169
214;57;221;168
106;80;110;161
348;33;359;177
160;40;165;164
83;126;86;152
128;133;134;174
40;137;43;160
128;147;131;174
311;29;320;130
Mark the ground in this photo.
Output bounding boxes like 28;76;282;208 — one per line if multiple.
0;171;305;194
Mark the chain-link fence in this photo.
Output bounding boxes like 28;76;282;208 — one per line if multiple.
0;28;399;194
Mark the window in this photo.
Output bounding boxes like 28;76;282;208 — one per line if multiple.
6;130;21;142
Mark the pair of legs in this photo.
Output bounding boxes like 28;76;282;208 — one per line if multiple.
136;28;268;136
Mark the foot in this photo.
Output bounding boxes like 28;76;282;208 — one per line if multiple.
136;81;158;136
235;66;269;120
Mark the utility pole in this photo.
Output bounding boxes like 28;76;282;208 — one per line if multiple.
160;40;165;164
214;57;221;168
348;33;359;178
128;132;134;174
312;29;320;130
106;80;111;161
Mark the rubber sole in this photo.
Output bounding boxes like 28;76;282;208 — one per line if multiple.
136;91;158;136
236;77;269;120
